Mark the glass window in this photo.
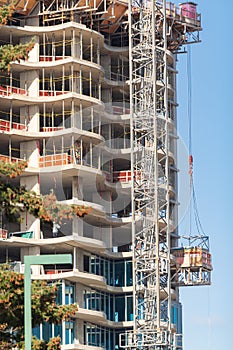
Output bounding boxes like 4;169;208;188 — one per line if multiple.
84;253;133;287
110;260;113;286
83;255;90;272
100;258;104;277
57;284;62;305
65;284;75;304
42;322;52;342
126;296;133;321
105;259;109;283
110;295;114;321
65;321;74;344
115;295;125;322
126;261;133;286
96;293;101;311
114;261;124;286
32;326;40;339
91;256;96;274
54;324;62;339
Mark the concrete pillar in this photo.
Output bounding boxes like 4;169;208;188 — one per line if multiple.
21;246;41;275
20;175;40;240
20;70;39;97
73;104;82;129
72;32;81;59
20;105;40;132
20;35;39;63
20;140;40;168
72;176;84;235
93;226;112;248
72;176;83;199
73;217;83;236
76;248;83;270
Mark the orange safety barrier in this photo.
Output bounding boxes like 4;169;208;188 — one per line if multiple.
41;127;64;132
39;56;68;62
0;119;26;132
0;154;24;163
38;153;73;167
39;90;70;97
0;85;27;96
112;170;141;183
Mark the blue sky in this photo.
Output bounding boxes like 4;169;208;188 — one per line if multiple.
176;1;233;349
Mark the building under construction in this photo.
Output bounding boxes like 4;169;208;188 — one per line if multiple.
0;0;212;349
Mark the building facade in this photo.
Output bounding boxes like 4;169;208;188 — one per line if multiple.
0;1;212;349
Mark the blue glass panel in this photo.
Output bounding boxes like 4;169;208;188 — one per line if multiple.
32;326;40;339
42;322;52;342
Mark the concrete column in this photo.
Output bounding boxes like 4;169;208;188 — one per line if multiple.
101;54;111;77
20;105;40;132
20;175;40;240
72;176;83;199
72;177;84;236
21;246;41;275
74;104;82;129
20;140;40;168
72;31;81;59
93;226;112;248
20;35;39;63
20;70;39;97
76;248;83;270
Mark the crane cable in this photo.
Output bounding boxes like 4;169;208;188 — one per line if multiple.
187;45;205;239
187;42;212;350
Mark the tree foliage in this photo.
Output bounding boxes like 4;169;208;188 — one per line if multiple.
0;1;15;25
0;2;35;72
0;265;78;349
0;40;35;72
0;161;91;224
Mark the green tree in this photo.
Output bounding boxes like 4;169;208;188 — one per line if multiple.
0;264;78;349
0;1;35;72
0;160;91;225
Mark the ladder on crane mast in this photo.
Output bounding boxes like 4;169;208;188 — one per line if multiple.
120;0;207;349
121;0;178;348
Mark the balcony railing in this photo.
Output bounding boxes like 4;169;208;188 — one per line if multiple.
0;154;24;163
0;119;27;132
0;85;27;96
41;126;64;132
39;55;69;62
38;153;73;167
106;170;141;183
39;90;70;97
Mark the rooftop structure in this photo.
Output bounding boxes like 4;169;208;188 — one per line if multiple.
0;1;212;349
